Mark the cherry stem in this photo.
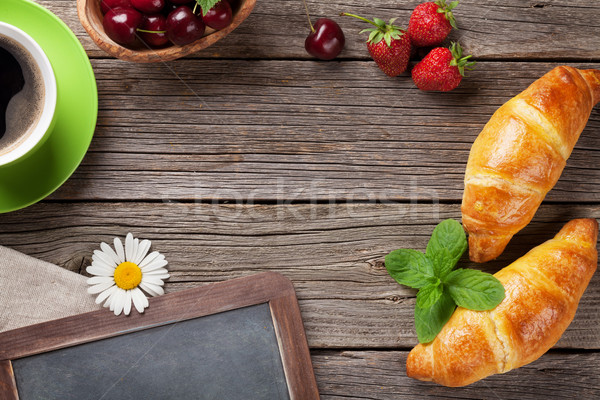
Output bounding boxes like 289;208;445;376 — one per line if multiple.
301;0;315;33
136;29;167;34
340;12;378;28
193;2;199;14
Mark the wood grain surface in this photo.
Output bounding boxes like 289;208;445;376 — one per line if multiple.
0;361;17;400
41;0;600;60
1;202;598;350
312;351;600;399
46;60;600;202
2;0;599;398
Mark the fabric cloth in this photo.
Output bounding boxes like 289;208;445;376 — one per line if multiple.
0;245;100;333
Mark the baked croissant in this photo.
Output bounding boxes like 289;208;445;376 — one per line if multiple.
462;66;600;262
406;218;598;387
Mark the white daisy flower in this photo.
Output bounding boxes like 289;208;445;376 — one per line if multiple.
86;233;169;316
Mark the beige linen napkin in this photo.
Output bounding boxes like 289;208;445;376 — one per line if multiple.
0;245;100;333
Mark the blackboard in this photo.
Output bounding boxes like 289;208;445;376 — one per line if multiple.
0;272;318;399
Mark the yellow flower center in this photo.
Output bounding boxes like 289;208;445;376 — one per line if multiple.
113;262;142;290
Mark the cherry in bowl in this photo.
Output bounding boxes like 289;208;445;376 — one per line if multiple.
166;6;206;46
203;1;233;30
103;8;143;46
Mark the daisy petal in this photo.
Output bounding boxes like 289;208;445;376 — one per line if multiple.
141;259;168;273
114;288;126;316
125;233;134;262
91;258;115;271
132;238;139;263
87;276;113;285
86;265;113;277
139;282;159;297
143;268;169;275
93;250;117;269
88;281;115;294
95;285;118;305
123;291;132;316
139;251;162;268
144;273;170;280
100;242;121;265
114;237;125;263
142;276;166;286
140;281;164;297
140;289;149;308
108;292;116;310
131;288;147;313
134;240;151;265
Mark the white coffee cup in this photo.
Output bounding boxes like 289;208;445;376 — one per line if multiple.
0;22;57;167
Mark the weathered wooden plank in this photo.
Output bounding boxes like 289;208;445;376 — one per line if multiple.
40;0;600;60
47;60;600;202
312;350;600;399
1;202;598;349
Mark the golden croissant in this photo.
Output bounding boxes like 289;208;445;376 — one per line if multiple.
406;218;598;387
462;66;600;262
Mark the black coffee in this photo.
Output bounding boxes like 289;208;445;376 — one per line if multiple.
0;34;44;155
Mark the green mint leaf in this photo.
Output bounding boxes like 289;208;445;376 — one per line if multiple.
426;219;467;278
445;269;505;310
416;280;443;309
415;289;455;343
429;247;455;279
385;249;436;289
196;0;220;16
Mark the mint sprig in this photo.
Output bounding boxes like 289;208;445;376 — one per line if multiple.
196;0;220;16
384;219;505;343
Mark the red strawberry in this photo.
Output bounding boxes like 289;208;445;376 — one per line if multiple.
412;42;475;91
341;13;411;77
408;1;458;47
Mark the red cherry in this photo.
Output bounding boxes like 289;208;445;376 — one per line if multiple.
304;18;345;60
166;6;205;46
168;0;193;4
103;8;143;46
131;0;165;14
139;14;169;47
202;1;232;31
100;0;133;14
163;1;193;15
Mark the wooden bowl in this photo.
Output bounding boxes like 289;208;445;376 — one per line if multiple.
77;0;256;62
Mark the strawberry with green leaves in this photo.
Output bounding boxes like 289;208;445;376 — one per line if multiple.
408;0;458;47
412;42;475;92
341;13;411;77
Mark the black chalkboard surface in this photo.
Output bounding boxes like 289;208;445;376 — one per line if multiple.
0;272;318;399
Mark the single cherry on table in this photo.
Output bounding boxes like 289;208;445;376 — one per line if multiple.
305;18;345;60
301;0;344;60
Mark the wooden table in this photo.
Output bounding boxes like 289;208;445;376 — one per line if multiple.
2;0;599;398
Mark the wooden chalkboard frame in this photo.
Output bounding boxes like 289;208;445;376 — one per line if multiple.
0;272;318;399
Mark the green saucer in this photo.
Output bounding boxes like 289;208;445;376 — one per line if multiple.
0;0;97;213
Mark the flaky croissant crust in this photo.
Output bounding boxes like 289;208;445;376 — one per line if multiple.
462;67;600;262
406;218;598;387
